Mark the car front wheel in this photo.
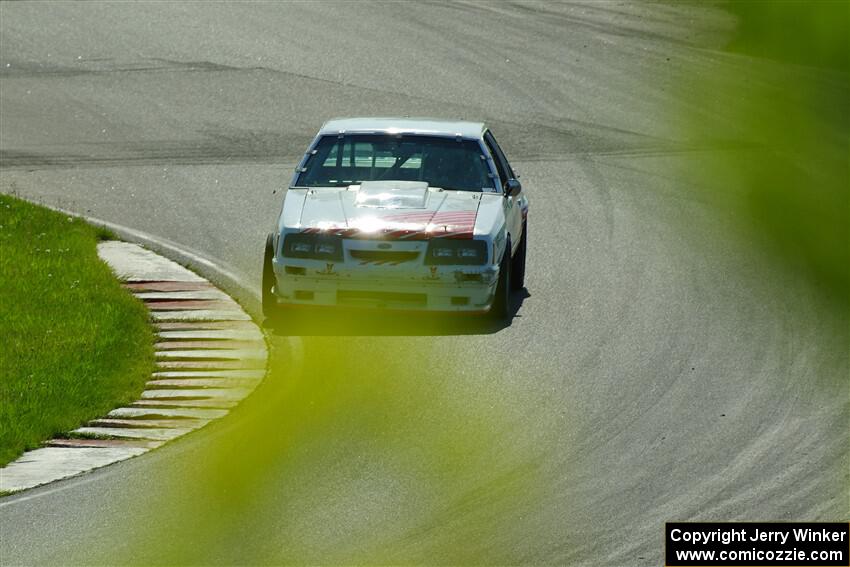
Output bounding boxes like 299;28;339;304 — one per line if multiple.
262;234;278;320
511;222;527;290
491;240;512;320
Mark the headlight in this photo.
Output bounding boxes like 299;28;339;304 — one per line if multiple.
315;242;338;256
424;239;488;265
290;241;313;254
283;233;343;261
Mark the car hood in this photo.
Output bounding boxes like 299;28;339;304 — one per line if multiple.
296;181;485;240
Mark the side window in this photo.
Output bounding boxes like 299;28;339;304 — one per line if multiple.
483;132;508;188
483;131;515;190
485;131;515;179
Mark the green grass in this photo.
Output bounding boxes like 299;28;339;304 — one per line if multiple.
0;195;154;466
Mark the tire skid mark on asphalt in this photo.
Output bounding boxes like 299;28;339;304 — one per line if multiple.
0;242;267;494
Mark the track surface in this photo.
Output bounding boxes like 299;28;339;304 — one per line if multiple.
1;2;846;565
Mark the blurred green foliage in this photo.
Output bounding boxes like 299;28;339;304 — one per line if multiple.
693;1;849;304
726;1;849;72
109;331;542;564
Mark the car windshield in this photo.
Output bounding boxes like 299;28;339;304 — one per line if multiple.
295;134;495;192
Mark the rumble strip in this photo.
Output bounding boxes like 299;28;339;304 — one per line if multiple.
0;242;266;493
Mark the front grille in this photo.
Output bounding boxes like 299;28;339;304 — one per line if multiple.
337;290;427;306
349;250;419;264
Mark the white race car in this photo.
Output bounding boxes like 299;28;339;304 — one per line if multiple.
263;117;528;319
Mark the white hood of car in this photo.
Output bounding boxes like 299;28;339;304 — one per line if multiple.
354;181;430;209
287;182;498;240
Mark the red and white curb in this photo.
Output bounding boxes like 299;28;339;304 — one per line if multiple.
0;241;266;493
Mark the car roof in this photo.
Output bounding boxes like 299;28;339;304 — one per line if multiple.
318;117;487;140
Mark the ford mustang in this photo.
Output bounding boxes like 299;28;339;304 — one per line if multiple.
262;117;528;319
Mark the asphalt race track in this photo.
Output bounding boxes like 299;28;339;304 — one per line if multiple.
1;2;847;565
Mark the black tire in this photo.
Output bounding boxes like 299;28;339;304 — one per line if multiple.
491;240;512;320
511;222;527;290
262;234;279;320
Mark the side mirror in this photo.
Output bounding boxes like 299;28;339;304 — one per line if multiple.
506;178;522;197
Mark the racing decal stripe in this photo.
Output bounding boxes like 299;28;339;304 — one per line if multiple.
299;227;476;240
386;211;475;218
316;227;476;240
383;210;476;219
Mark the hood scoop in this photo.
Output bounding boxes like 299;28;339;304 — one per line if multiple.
355;181;429;209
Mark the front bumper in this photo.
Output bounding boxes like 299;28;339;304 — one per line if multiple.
271;257;499;312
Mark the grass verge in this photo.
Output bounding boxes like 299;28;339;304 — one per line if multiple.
0;195;154;466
